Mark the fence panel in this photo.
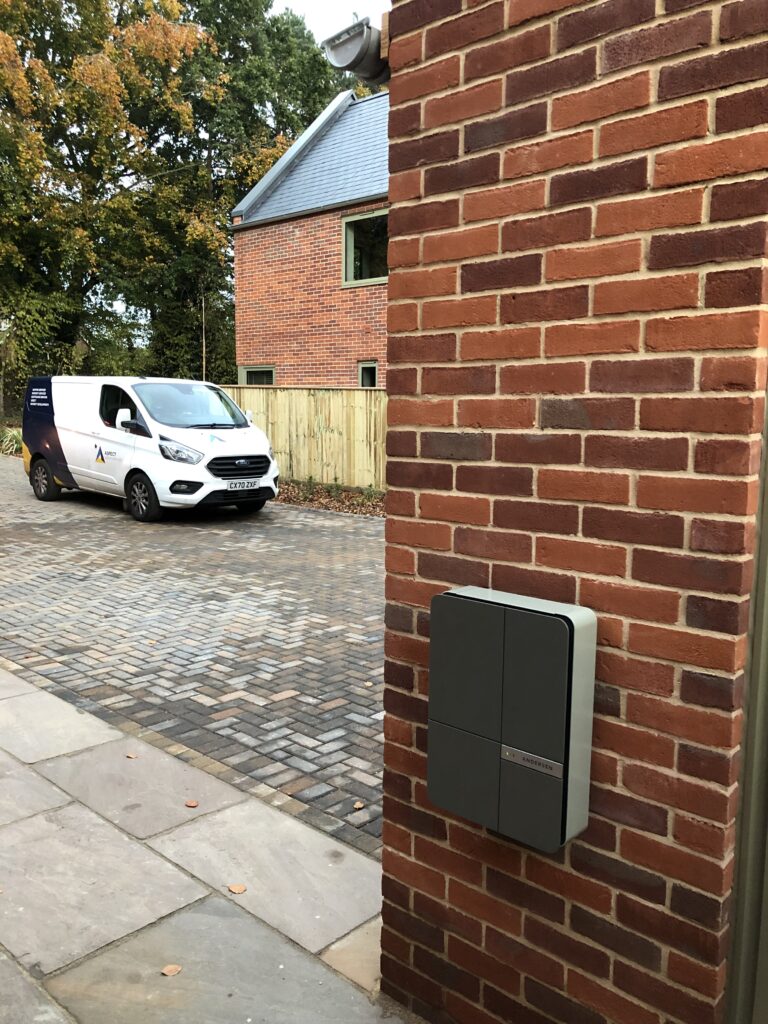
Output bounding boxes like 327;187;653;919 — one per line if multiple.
222;386;387;490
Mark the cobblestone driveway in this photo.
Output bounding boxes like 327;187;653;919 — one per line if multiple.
0;456;385;855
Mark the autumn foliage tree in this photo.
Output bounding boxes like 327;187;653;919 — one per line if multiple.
0;0;348;410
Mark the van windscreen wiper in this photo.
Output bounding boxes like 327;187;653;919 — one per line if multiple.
188;423;236;429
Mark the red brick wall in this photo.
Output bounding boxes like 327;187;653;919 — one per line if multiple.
383;2;768;1023
233;202;388;387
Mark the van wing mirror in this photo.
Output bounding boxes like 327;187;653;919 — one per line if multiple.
116;408;133;431
246;410;253;424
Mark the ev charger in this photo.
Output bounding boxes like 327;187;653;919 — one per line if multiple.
427;587;597;853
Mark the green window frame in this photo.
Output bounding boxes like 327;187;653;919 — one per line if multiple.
343;210;388;287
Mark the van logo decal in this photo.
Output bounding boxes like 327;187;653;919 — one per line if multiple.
236;459;250;467
95;447;106;464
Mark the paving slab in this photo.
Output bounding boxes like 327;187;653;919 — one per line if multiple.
47;896;404;1024
0;667;36;701
321;915;382;994
37;737;248;838
0;690;120;763
0;803;206;973
0;953;74;1024
148;799;381;953
0;749;70;827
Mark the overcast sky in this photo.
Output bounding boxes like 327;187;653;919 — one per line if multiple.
278;1;391;43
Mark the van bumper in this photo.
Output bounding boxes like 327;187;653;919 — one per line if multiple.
152;461;279;509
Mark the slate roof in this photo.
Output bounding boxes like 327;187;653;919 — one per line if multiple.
232;91;389;228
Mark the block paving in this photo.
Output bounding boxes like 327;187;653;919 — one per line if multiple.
0;456;385;855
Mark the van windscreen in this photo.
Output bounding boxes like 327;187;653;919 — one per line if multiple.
134;383;247;429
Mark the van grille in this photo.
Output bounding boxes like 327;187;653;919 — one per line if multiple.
207;455;271;479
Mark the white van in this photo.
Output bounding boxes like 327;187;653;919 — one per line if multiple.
22;376;279;522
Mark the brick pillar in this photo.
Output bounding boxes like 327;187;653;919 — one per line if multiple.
382;2;768;1023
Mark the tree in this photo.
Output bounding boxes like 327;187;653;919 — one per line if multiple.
0;0;349;412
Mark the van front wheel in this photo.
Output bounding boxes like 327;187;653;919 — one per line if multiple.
127;473;162;523
31;458;62;502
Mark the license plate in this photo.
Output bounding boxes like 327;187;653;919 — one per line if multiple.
227;479;262;491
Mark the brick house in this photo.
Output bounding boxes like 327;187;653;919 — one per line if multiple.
381;2;768;1024
232;90;389;389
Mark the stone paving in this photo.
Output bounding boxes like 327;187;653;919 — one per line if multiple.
0;672;417;1024
0;455;385;855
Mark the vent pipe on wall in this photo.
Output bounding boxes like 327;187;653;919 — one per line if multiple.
321;17;390;87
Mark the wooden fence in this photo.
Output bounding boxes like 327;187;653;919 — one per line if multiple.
222;386;387;491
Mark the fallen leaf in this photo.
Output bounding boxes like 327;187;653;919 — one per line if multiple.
185;800;199;809
126;753;138;760
364;681;373;688
228;883;247;895
353;801;365;810
161;964;182;977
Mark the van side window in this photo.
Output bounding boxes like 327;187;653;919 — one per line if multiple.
99;385;137;428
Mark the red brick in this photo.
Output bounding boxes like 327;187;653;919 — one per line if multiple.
458;398;536;428
455;527;532;563
389;266;457;299
632;546;751;595
596;651;676;696
546;242;642;283
621;830;732;896
553;72;651;130
388;303;419;333
503;208;593;252
637;476;757;517
628;622;746;673
623;763;732;823
595;188;704;237
388;399;454;427
717;82;768;133
388;29;423;72
390;102;422;139
389;235;421;268
422;365;495;395
695;439;761;477
391;130;460;174
602;11;712;72
701;357;767;393
462;254;542;293
585;435;688;471
674;815;735;860
449;878;523;936
505;48;597;106
414;836;483;885
541;397;636;430
420;493;491;525
711;177;768;222
423;225;499;264
692;518;755;556
383;847;446;899
422;296;497;329
627;693;741;748
614;961;719;1024
667;952;727;1000
448;823;523;877
591;357;694;394
487;867;566;923
503;130;594;179
500;360;585;395
567;970;659;1024
465;24;552;82
571;906;661;971
550;158;647;208
389;0;461;36
583;507;685;548
508;0;585;26
461;328;540;362
525;856;612;914
590;786;668;835
655;130;768;187
465;102;547;154
389;199;459;237
600;100;709;158
681;669;745;711
464;180;546;222
537;537;626;577
496;432;581;465
389;169;423;203
640;395;763;434
413;891;483;946
581;578;679;624
389;55;461;105
413;946;480;1002
485;927;564;988
705;268;768;309
594;273;699;315
387;544;416;574
425;153;501;196
456;465;533;496
617;894;726;964
492;564;577;603
593;718;675;767
421;431;492;461
494;499;579;535
390;333;456;364
557;0;655;50
646;310;765;352
649;222;768;271
538;469;630;504
721;0;768;41
525;978;610;1024
425;3;505;59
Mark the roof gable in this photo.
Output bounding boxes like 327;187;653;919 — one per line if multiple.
233;91;389;228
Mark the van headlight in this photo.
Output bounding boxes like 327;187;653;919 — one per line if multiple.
158;438;203;465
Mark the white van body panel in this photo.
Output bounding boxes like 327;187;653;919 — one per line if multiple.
26;376;278;511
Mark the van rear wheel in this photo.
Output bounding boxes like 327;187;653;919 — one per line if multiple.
31;458;62;501
127;473;162;523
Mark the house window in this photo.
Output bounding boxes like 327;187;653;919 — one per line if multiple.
344;212;388;285
245;367;275;386
359;361;378;388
